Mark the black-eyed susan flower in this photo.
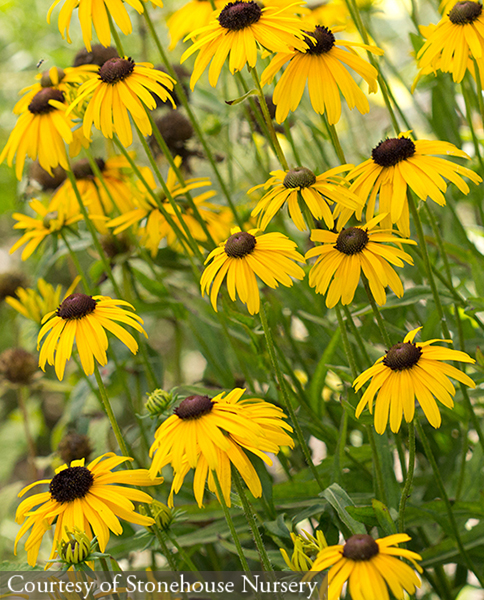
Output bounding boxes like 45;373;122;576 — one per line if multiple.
416;1;484;83
10;198;83;261
249;165;363;231
6;277;80;323
69;57;175;148
15;453;162;566
38;294;147;380
0;88;74;180
201;227;305;315
149;388;293;507
306;215;416;308
354;327;476;433
180;0;309;89
167;0;222;50
14;65;97;115
47;0;162;52
51;155;135;233
310;533;422;600
260;25;383;124
345;133;482;237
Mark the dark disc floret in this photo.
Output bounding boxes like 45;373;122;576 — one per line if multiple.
225;231;257;258
218;0;262;30
49;466;94;503
372;137;416;167
99;57;135;84
335;227;369;255
40;67;65;88
175;395;214;420
343;534;379;561
28;88;65;115
72;158;106;180
304;26;335;55
449;1;482;24
383;342;422;371
283;167;317;189
57;294;97;320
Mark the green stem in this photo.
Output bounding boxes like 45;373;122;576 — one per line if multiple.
212;472;250;571
362;277;392;348
416;419;484;586
232;470;273;571
60;231;91;293
398;422;415;532
150;525;178;570
259;303;325;491
322;117;346;164
17;387;38;480
108;15;125;57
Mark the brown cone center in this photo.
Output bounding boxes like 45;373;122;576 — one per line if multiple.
383;342;422;370
449;1;482;24
40;67;65;88
218;1;262;30
335;227;369;255
28;88;65;114
72;158;106;180
283;167;317;189
57;294;97;320
99;57;135;84
372;137;416;167
49;466;94;503
304;26;335;55
225;231;257;258
343;535;379;561
175;395;214;420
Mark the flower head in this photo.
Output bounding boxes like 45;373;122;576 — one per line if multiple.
38;294;147;380
15;453;162;566
149;388;293;507
260;25;383;124
249;165;363;231
0;88;74;180
416;1;484;83
346;133;482;236
310;533;422;600
69;57;175;147
281;530;327;571
306;214;416;308
201;227;305;314
10;198;83;261
181;0;309;89
354;327;476;433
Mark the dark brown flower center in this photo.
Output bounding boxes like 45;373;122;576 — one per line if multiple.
40;67;66;88
218;1;262;30
99;57;135;84
449;1;482;23
0;348;38;385
343;535;379;561
303;26;335;55
283;167;317;189
58;432;93;464
335;227;369;255
72;158;106;180
73;45;119;68
225;231;257;258
372;137;416;167
383;342;422;371
49;466;94;503
28;88;65;115
57;294;97;320
175;395;214;420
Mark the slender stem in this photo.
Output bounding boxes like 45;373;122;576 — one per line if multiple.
108;15;125;57
150;525;178;570
415;419;484;586
342;305;370;367
250;66;289;170
322;117;346;164
17;387;37;480
259;303;325;491
60;231;91;293
362;277;392;348
232;470;273;571
212;471;250;571
398;422;415;532
167;533;199;571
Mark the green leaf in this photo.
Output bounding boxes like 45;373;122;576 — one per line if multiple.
320;484;366;535
372;499;397;536
308;328;341;416
225;88;258;106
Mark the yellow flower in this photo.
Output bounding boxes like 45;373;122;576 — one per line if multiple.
180;0;309;89
310;533;422;600
15;453;162;566
260;25;383;124
108;158;227;256
354;327;476;433
38;294;147;380
249;165;363;232
281;530;328;571
149;388;293;507
13;65;97;115
69;57;175;148
166;0;223;50
6;277;81;323
416;1;484;83
0;88;73;180
10;198;83;261
51;155;136;234
306;215;416;308
346;133;482;237
201;227;305;315
47;0;162;52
